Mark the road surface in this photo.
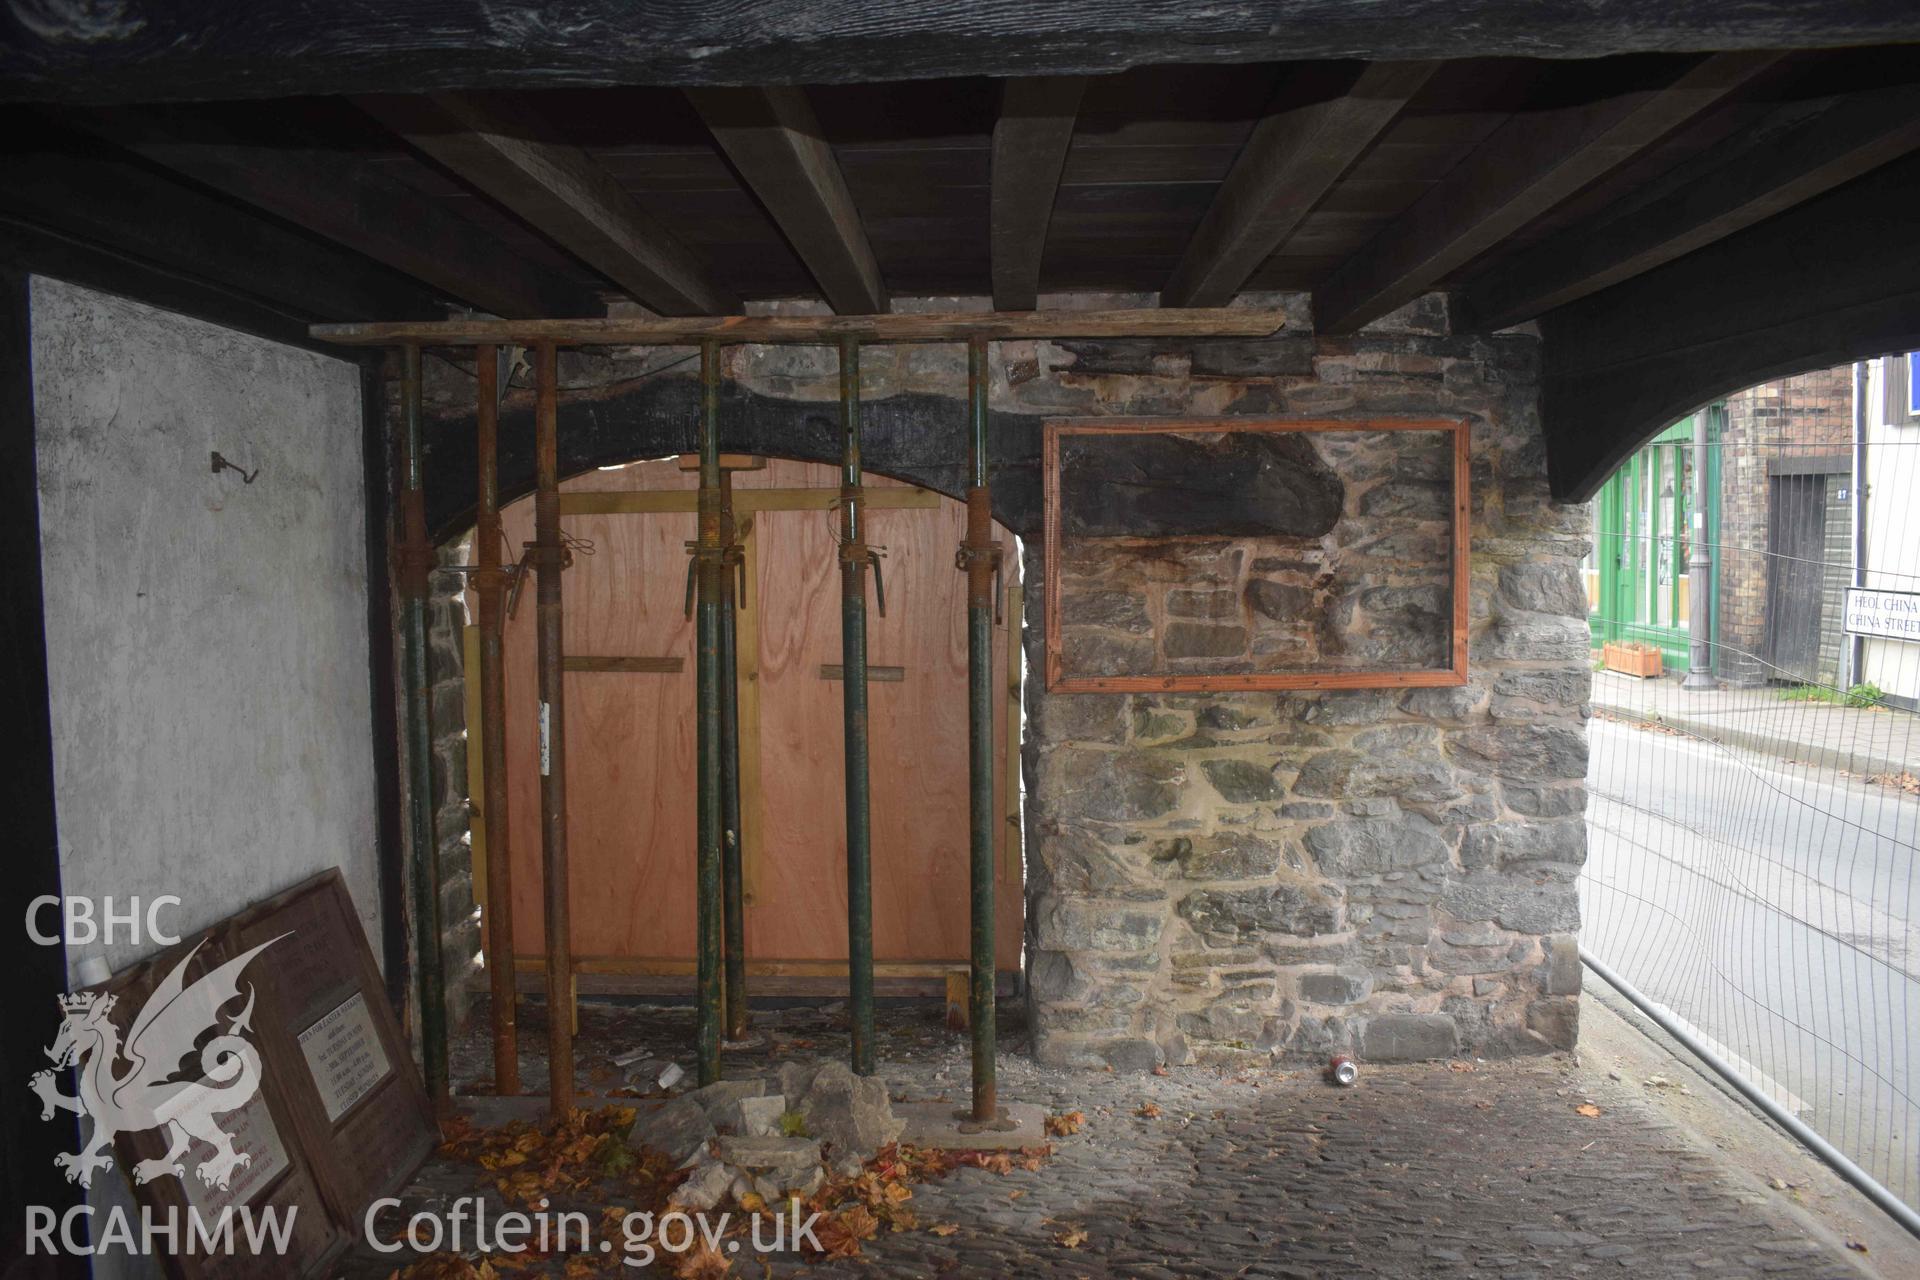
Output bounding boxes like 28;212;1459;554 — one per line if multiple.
1581;714;1919;1208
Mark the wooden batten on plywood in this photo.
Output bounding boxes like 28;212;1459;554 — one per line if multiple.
564;655;685;673
820;664;906;681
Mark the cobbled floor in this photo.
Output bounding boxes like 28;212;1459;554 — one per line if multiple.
345;996;1870;1278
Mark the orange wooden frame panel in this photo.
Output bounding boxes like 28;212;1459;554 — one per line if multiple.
1042;416;1471;693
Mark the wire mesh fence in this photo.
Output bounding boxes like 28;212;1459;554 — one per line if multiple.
1579;366;1919;1220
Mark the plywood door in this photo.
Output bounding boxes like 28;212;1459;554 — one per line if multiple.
493;458;700;963
487;458;1022;978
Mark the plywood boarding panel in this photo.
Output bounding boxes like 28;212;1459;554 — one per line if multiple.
489;457;1020;976
495;457;698;959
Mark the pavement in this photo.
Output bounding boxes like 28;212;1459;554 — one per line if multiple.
342;995;1910;1278
1590;669;1915;780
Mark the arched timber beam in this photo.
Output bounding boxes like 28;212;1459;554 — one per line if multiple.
1540;152;1920;501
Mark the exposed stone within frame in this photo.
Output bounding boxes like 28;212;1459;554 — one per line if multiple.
1042;417;1471;692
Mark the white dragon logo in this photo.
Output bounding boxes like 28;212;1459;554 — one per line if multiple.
32;936;282;1191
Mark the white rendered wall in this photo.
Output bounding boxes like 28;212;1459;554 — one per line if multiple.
1861;358;1920;702
30;276;383;981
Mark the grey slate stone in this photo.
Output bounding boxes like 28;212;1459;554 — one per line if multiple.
1298;970;1373;1005
1180;883;1340;941
796;1061;903;1168
1545;934;1582;996
1052;749;1184;821
1361;1013;1458;1061
1036;896;1166;952
1100;1038;1165;1072
713;1134;822;1189
1461;817;1587;871
628;1096;715;1165
1304;814;1450;875
1442;873;1580;934
1202;758;1282;803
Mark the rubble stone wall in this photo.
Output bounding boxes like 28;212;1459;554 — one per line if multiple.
1013;297;1590;1070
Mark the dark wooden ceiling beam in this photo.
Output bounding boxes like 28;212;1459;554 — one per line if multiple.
1163;61;1436;308
73;108;603;319
8;2;1920;105
1314;51;1782;334
1540;152;1920;501
688;87;886;315
357;93;738;316
990;77;1087;311
0;139;446;326
1457;83;1920;330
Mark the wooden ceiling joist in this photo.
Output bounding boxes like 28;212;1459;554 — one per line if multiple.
1457;82;1920;330
357;94;740;317
990;77;1087;311
688;86;887;315
1313;50;1783;333
309;307;1283;348
1163;61;1437;309
0;141;445;325
76;109;602;319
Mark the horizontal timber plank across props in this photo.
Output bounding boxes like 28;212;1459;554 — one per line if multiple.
560;487;939;515
514;955;1004;978
309;308;1282;346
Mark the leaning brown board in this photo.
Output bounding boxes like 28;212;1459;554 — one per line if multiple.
86;930;352;1279
228;868;438;1229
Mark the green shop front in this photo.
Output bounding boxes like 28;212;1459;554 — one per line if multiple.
1585;410;1719;673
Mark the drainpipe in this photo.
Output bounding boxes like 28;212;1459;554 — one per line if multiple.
472;344;518;1095
838;337;877;1076
531;342;575;1115
693;341;724;1088
1682;404;1717;690
960;336;1005;1124
396;345;449;1109
1849;361;1868;687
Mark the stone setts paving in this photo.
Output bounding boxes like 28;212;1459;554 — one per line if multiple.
341;999;1869;1278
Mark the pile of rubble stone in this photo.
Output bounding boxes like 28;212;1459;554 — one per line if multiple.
626;1061;903;1211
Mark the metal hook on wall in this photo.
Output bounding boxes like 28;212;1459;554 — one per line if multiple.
209;451;259;484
